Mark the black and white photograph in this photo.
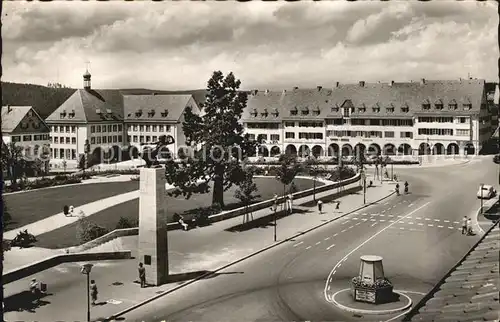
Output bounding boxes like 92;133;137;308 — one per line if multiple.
1;1;499;321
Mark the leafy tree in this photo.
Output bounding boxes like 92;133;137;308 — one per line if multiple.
234;168;261;223
330;163;356;182
76;216;109;244
1;141;27;187
303;157;323;201
115;216;138;229
164;71;259;207
275;154;301;209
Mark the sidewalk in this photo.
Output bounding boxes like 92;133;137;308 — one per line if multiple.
3;181;394;322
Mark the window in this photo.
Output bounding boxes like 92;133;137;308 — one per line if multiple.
71;138;76;144
369;119;380;125
106;125;111;132
372;106;380;113
261;109;269;118
96;125;101;133
301;108;309;116
91;126;95;133
108;136;112;143
12;136;21;142
152;136;158;142
298;121;323;127
270;134;280;142
400;132;413;139
102;125;107;133
54;137;59;143
285;132;295;139
312;108;320;116
146;125;151;132
285;122;295;127
247;134;255;141
53;126;58;132
456;129;470;136
250;109;258;117
422;103;431;110
118;135;122;142
112;125;117;132
133;125;138;131
290;107;298;116
146;135;151;142
386;105;394;113
103;136;107;143
118;124;122;131
60;126;64;132
158;125;164;132
152;125;157;132
133;136;138;143
358;106;366;113
326;119;342;125
71;126;76;133
418;128;454;136
401;104;409;113
459;117;468;124
65;126;70;132
91;137;96;144
298;132;323;140
113;136;118;143
246;123;280;129
351;119;365;125
166;125;171;132
343;107;350;117
71;149;76;160
384;131;395;138
449;103;457;110
23;135;32;141
97;137;102;144
257;134;268;142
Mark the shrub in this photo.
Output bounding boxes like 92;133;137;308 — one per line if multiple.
288;182;298;194
11;229;37;248
329;166;356;182
76;217;110;244
115;216;138;229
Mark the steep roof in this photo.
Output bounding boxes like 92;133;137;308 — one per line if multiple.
123;94;197;123
1;106;48;134
406;221;499;322
242;79;486;122
45;89;124;123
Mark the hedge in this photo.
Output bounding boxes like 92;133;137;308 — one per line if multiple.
247;159;419;166
4;175;82;193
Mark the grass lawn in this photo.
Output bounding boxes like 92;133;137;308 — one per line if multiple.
35;177;323;249
4;181;140;232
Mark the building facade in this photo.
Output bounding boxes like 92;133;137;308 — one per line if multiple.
1;105;51;160
242;79;492;159
45;71;200;168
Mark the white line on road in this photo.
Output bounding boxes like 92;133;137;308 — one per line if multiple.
380;214;385;217
293;241;303;247
323;202;430;302
438;225;444;228
356;222;361;225
370;219;376;222
425;218;431;221
306;246;312;250
324;237;330;241
428;224;434;227
382;210;386;213
397;215;403;218
389;220;395;223
444;220;450;223
371;223;377;227
349;225;354;229
362;219;368;222
408;203;414;207
388;215;394;217
448;226;454;229
434;219;440;222
353;217;359;220
407;216;412;219
326;244;336;250
380;220;386;222
341;229;347;233
384;202;389;205
400;227;405;230
333;233;338;237
453;221;459;224
408;222;414;225
418;223;424;226
416;217;422;220
342;221;349;225
362;213;367;216
328;285;331;290
316;241;321;245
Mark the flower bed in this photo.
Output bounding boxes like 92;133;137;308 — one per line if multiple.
350;276;394;304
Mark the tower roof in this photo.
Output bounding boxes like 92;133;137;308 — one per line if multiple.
83;69;91;78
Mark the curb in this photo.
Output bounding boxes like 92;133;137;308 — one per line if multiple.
330;288;412;315
473;196;499;235
105;188;396;321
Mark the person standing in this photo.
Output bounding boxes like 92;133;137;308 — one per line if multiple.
461;216;468;235
287;193;293;214
317;200;323;214
467;217;473;235
138;262;146;288
90;280;98;305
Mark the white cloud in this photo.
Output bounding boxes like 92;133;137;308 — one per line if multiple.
2;1;497;90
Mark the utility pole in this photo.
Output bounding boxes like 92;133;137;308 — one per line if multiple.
480;183;484;214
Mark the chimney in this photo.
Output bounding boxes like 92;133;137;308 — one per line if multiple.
359;81;365;87
420;78;426;85
335;82;340;88
317;86;323;91
282;89;287;95
152;92;158;96
389;80;394;86
265;89;270;95
293;86;299;90
252;89;258;96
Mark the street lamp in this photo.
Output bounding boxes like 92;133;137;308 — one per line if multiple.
272;196;278;242
480;183;484;214
361;169;367;204
80;263;94;322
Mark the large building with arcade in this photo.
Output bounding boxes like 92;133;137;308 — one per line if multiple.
242;79;494;159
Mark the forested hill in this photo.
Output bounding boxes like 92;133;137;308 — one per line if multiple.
2;82;76;119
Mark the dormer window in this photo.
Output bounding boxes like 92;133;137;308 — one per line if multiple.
358;104;366;113
161;109;169;117
28;110;33;117
463;104;471;111
434;99;443;110
301;106;309;116
313;106;320;116
331;105;339;113
372;106;380;113
271;108;279;117
20;122;28;130
68;109;75;118
401;102;409;113
250;108;258;117
386;104;394;113
448;99;457;110
135;109;143;117
422;99;431;110
148;109;155;117
60;110;67;118
261;108;268;118
290;106;298;116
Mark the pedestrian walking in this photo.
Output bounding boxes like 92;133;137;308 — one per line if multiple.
90;280;98;305
461;216;467;235
317;200;323;214
287;193;293;214
29;278;39;304
270;194;278;212
138;262;146;288
467;217;473;235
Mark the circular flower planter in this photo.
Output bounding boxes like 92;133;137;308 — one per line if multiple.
350;277;394;304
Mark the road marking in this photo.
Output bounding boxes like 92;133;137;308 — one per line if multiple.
389;220;395;223
316;241;321;245
399;221;405;224
400;227;405;230
333;233;338;237
326;244;336;250
448;226;454;229
416;217;422;220
438;225;444;228
293;241;303;247
353;217;359;220
349;225;354;229
370;219;376;222
371;223;377;227
397;216;403;218
384;202;389;205
453;221;459;224
388;215;394;218
324;237;330;241
380;219;386;222
341;229;347;233
356;222;361;225
328;285;331;291
107;299;123;305
418;223;424;226
425;218;431;221
408;222;414;225
434;219;440;222
342;221;349;225
408;203;414;207
380;214;385;217
428;224;434;227
382;210;386;213
362;219;368;222
444;220;450;223
407;216;412;219
323;201;430;302
306;246;312;250
361;213;367;216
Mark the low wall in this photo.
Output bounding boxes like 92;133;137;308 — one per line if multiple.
70;228;139;252
3;251;131;284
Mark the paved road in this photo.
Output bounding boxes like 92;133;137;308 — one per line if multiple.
118;157;498;321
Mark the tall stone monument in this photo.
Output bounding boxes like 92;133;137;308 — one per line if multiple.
138;167;169;286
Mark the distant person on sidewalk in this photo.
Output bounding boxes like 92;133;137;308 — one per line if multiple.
29;278;40;303
467;217;473;235
270;194;278;212
317;200;323;214
461;216;468;235
287;194;293;214
90;280;98;305
176;214;188;231
138;262;146;288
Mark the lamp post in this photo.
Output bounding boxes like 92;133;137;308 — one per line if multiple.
272;196;278;242
83;139;90;175
480;183;484;214
362;169;367;204
80;263;93;322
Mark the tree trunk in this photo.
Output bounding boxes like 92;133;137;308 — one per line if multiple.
212;168;225;207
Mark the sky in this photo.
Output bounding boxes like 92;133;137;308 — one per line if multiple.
2;0;498;91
